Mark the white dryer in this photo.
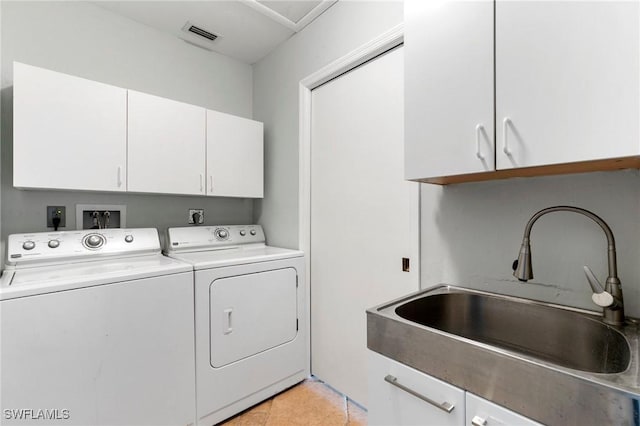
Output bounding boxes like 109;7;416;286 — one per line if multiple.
165;225;307;426
0;228;196;426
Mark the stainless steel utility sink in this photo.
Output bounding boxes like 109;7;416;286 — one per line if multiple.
394;292;630;374
367;285;640;425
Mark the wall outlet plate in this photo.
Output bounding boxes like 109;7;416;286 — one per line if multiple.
47;206;66;228
188;209;204;224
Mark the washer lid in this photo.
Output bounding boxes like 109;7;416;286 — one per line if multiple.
1;255;191;300
167;245;303;270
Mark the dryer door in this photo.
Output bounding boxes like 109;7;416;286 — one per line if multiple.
210;267;298;367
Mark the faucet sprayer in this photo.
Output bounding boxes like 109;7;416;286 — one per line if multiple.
512;206;625;326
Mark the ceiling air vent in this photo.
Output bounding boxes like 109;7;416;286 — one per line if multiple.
181;21;218;42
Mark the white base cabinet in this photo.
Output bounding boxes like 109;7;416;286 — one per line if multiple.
368;351;542;426
369;351;464;425
466;392;541;426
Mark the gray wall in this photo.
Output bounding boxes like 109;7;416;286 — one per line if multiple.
0;1;255;260
421;170;640;318
252;1;404;249
253;1;640;318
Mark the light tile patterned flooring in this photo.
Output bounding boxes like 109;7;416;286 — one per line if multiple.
220;379;367;426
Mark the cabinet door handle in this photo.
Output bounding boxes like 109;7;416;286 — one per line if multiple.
200;174;203;192
117;166;122;187
471;415;488;426
502;117;512;155
475;124;485;159
384;375;455;413
209;175;213;191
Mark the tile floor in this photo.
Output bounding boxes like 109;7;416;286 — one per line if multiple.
220;378;367;426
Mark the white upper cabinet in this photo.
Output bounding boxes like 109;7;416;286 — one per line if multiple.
405;0;640;182
127;90;206;196
206;110;263;198
13;62;127;191
13;62;263;197
405;0;494;180
496;0;640;170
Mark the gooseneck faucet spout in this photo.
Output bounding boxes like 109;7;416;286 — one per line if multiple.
513;206;625;326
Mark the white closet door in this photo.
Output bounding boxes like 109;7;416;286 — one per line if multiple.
310;46;419;407
127;90;206;195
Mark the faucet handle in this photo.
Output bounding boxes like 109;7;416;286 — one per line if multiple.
583;265;614;307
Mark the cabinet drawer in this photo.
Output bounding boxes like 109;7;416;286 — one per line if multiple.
368;350;465;426
466;392;542;426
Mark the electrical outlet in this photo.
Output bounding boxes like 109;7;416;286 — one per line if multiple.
47;206;66;228
188;209;204;224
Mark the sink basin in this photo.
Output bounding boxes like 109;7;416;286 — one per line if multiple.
395;292;630;374
368;285;640;425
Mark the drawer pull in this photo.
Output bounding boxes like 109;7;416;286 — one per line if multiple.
384;375;455;413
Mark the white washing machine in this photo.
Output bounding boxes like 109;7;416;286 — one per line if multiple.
165;225;307;426
0;228;196;426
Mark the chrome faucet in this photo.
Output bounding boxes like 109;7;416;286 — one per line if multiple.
513;206;625;326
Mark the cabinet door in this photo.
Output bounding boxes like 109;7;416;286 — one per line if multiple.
405;0;494;180
128;90;206;195
13;62;127;191
206;110;263;198
496;1;640;169
466;393;542;426
368;351;465;426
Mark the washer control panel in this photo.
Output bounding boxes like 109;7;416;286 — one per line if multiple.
166;225;266;252
6;228;160;267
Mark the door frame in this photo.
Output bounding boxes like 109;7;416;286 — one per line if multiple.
297;23;407;371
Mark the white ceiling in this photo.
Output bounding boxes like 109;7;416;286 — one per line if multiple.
92;0;337;64
258;1;323;23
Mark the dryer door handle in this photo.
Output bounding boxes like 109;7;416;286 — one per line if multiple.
223;308;233;335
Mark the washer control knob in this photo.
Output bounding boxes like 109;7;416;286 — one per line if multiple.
85;234;104;248
240;230;246;236
216;229;229;240
48;240;60;249
22;241;36;250
124;235;134;243
250;229;257;236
